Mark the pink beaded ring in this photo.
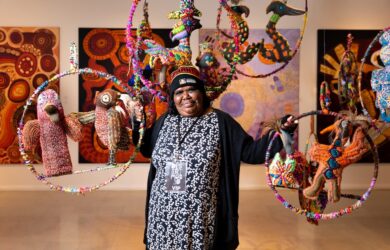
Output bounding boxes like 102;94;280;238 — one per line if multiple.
265;110;379;220
17;43;145;194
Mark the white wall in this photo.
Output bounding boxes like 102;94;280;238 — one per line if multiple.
0;0;389;191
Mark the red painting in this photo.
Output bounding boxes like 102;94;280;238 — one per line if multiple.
78;28;172;163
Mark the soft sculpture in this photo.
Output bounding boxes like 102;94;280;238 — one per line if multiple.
144;0;201;68
269;151;306;188
269;129;306;188
304;120;367;202
258;0;306;63
94;89;132;165
371;30;390;122
22;89;82;177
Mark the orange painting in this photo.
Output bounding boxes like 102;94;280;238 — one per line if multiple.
0;27;60;164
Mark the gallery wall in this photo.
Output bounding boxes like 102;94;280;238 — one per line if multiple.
1;0;390;190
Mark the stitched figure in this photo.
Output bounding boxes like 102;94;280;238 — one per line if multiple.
304;120;367;202
258;0;306;63
22;89;83;177
94;89;133;165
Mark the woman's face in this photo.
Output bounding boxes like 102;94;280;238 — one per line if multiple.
173;85;204;117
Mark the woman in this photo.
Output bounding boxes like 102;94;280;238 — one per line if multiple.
132;66;296;250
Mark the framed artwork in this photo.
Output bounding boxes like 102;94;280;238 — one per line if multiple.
0;27;60;164
78;28;172;163
199;29;300;140
316;29;390;162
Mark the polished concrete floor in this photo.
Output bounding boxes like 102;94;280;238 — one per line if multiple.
0;190;390;250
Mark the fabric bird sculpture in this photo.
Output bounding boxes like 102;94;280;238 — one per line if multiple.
22;89;83;177
94;89;132;165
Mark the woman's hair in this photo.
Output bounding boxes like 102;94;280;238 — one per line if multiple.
168;85;211;115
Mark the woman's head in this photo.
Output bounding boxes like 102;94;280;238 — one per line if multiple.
168;66;210;116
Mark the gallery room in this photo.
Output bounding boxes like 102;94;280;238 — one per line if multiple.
1;0;390;249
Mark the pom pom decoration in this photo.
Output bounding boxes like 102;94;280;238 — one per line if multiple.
18;43;145;194
264;110;379;221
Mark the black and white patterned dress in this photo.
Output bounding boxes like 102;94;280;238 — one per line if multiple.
147;111;221;250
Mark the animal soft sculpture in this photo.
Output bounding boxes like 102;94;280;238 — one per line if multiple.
94;89;132;165
22;89;83;177
304;119;367;202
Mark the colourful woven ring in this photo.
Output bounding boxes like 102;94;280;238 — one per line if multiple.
264;110;379;220
358;27;390;119
17;68;145;194
320;81;331;112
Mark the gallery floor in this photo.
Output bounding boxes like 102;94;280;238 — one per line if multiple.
1;189;390;250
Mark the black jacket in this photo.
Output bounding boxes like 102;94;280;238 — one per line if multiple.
134;109;283;250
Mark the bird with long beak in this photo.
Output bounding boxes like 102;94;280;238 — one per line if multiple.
266;0;306;23
22;89;83;177
258;0;306;63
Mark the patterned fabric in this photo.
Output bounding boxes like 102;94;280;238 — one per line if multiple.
147;111;221;250
371;30;390;122
269;151;307;188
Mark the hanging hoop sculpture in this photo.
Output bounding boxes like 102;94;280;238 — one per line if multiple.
17;43;145;194
126;0;199;100
126;0;168;101
265;110;379;220
126;0;242;101
358;27;390;122
216;0;308;78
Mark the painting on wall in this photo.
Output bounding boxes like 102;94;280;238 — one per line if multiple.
316;29;390;162
0;27;60;164
78;28;172;163
199;29;300;141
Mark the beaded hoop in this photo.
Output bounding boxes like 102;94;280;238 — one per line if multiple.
265;110;379;220
358;27;390;121
234;0;308;78
319;81;331;113
17;43;145;194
